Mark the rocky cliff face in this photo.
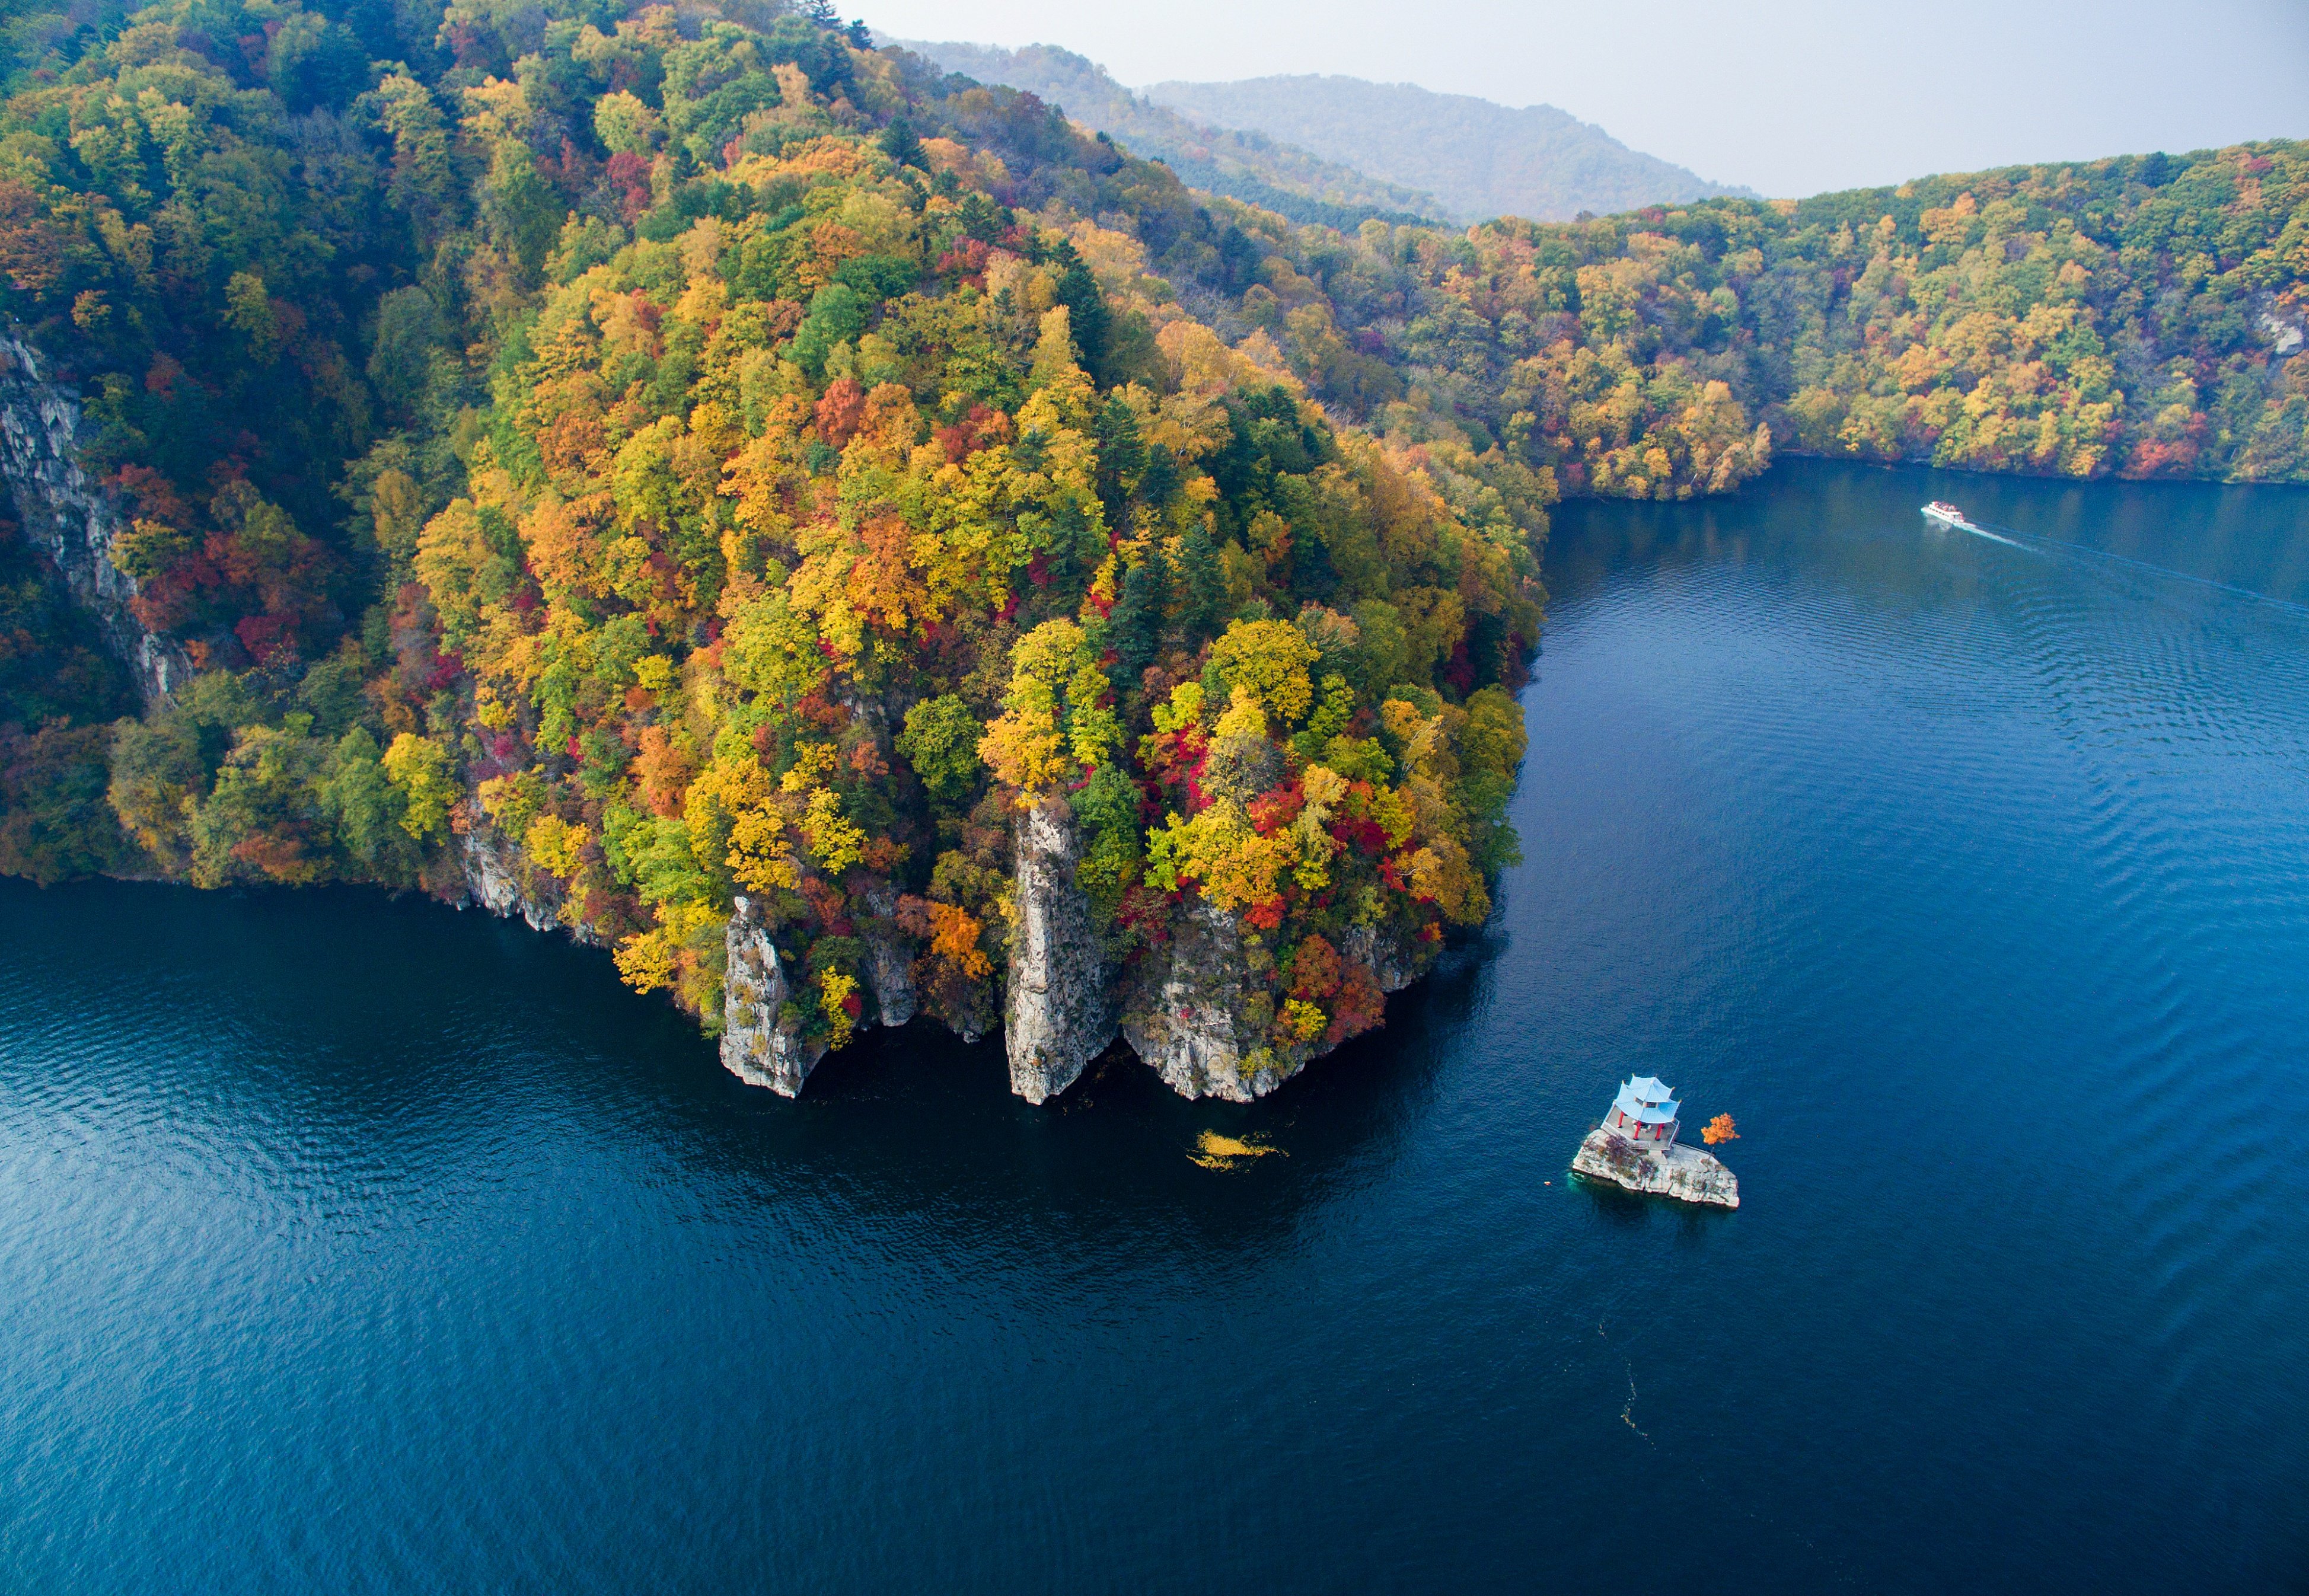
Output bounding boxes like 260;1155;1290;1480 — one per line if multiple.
1122;906;1427;1103
0;330;192;702
1342;924;1424;995
860;882;917;1030
456;822;599;942
720;895;828;1096
1122;896;1281;1102
1003;799;1116;1103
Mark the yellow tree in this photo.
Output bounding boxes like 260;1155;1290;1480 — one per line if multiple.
1209;618;1319;726
978;620;1119;797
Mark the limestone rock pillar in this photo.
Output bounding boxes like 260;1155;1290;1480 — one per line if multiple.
1003;799;1115;1103
721;895;827;1096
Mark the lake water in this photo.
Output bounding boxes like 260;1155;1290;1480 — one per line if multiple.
3;462;2305;1591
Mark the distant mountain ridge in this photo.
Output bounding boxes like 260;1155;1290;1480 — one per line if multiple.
1143;74;1753;224
887;40;1449;230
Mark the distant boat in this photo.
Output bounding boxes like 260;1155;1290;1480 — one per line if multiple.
1922;500;1977;531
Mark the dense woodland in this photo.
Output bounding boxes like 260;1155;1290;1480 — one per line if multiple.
0;0;2301;1055
1188;141;2309;495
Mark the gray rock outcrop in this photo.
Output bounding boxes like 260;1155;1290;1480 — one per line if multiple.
720;895;827;1096
1003;798;1115;1103
1122;896;1290;1102
0;329;193;701
860;882;917;1029
1342;923;1423;994
457;823;577;936
1121;909;1425;1102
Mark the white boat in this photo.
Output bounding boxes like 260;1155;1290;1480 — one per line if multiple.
1922;500;1974;531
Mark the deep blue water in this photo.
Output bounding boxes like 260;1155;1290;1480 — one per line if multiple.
3;461;2306;1592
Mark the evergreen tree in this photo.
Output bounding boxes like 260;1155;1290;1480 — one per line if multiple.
1093;395;1146;519
1138;444;1179;509
878;116;926;171
1177;526;1227;646
1288;524;1338;607
1050;240;1112;378
1109;547;1171;676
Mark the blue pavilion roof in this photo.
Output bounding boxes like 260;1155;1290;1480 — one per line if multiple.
1613;1078;1680;1122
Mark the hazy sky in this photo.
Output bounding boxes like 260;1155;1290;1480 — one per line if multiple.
863;0;2309;198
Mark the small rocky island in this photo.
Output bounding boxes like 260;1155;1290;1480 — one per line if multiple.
1570;1076;1739;1208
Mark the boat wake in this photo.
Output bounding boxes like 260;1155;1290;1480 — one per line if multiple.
2009;528;2309;617
1924;501;2028;548
1927;504;2309;615
1953;521;2029;551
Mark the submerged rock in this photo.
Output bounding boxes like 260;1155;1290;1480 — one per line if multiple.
1003;799;1116;1103
1570;1127;1740;1208
0;330;193;701
720;895;827;1096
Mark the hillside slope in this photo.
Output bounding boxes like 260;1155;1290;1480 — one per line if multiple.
0;0;1537;1103
888;40;1446;229
1144;74;1750;224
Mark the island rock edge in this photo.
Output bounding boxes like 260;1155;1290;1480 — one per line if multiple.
1571;1126;1740;1208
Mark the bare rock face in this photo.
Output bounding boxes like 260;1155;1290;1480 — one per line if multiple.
0;330;193;701
1570;1128;1740;1208
1122;896;1284;1102
457;823;585;939
1124;914;1429;1102
859;882;917;1029
1003;799;1116;1103
720;895;827;1096
1343;923;1425;994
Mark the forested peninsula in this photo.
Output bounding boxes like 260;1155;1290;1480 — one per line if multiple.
0;0;2302;1100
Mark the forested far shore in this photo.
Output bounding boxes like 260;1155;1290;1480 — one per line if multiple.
1198;142;2309;495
